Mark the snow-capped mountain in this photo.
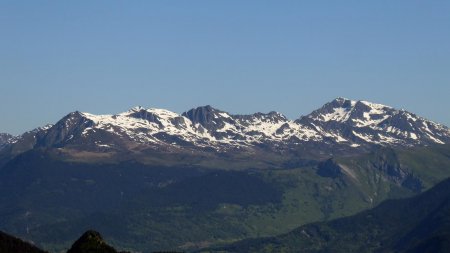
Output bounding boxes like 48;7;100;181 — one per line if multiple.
297;97;450;147
32;105;326;152
0;133;13;149
181;105;322;145
4;98;450;156
0;125;53;156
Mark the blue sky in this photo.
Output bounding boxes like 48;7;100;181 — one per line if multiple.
1;1;449;135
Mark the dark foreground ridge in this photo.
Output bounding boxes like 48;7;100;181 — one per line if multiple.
0;230;130;253
0;230;48;253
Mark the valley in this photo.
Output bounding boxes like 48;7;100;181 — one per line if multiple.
0;98;449;252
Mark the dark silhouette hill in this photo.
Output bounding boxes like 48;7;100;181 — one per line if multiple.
0;231;48;253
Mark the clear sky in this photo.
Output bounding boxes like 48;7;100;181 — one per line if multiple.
1;1;449;135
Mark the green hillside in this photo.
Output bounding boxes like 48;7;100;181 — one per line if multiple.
208;177;450;253
0;145;449;252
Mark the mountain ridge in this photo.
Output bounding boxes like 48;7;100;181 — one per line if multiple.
0;133;13;149
0;229;128;253
1;98;449;166
0;98;450;171
0;230;48;253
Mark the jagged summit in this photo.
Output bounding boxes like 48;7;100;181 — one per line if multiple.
127;105;145;112
297;98;449;146
182;105;232;130
301;97;394;122
2;99;449;156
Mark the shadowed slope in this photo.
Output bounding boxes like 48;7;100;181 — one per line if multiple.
0;231;48;253
210;177;450;253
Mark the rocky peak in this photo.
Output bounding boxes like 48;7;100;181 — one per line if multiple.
125;108;163;126
245;111;288;123
297;97;355;123
183;105;221;122
295;98;450;146
36;111;95;148
67;230;120;253
182;105;235;130
0;133;13;148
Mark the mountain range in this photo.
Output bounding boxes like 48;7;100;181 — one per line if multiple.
2;98;449;161
0;98;449;252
